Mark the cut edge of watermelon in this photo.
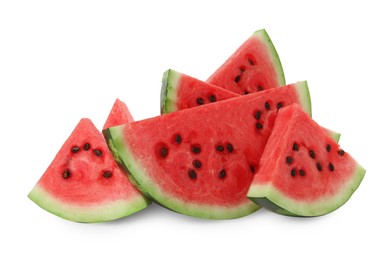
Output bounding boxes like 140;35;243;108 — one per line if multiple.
253;29;286;87
28;184;150;223
104;126;260;219
247;163;365;217
160;69;180;114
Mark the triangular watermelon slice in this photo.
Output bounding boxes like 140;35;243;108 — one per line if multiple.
104;82;310;219
247;104;365;217
206;29;285;95
28;100;150;223
103;98;135;130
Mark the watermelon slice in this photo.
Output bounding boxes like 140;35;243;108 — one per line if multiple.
161;69;239;114
247;104;365;217
28;101;150;223
206;29;285;95
161;69;341;142
104;82;310;219
103;98;135;129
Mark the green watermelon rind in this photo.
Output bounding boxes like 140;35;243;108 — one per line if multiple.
28;184;150;223
254;29;286;87
247;164;366;217
160;69;180;114
103;126;260;219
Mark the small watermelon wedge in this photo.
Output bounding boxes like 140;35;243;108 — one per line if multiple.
247;104;365;217
103;98;135;129
28;100;150;223
104;82;310;219
206;29;285;95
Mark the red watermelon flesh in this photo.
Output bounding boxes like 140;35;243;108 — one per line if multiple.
103;98;134;129
206;29;285;95
104;82;310;219
28;106;150;223
247;104;365;217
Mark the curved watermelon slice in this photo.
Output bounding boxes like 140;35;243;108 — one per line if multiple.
206;29;285;95
28;101;150;223
104;82;310;219
247;104;365;217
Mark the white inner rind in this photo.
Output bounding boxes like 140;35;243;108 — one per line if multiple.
247;164;365;216
28;185;150;223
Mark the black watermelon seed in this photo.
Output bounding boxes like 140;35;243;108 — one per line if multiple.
226;143;234;153
264;101;271;111
191;145;201;154
326;144;331;152
235;75;241;83
175;134;182;144
71;146;80;153
309;150;316;159
83;143;91;151
219;169;227;179
328;163;335;172
338;149;345;156
316;162;323;171
239;66;246;72
257;86;264;91
216;145;225;152
196;97;204;105
63;169;71;179
103;171;113;178
255;110;262;120
188;169;197;180
292;142;299;151
193;159;202;169
250;165;255;174
244;91;249;95
290;168;296;177
276;102;283;109
209;95;217;103
93;149;103;157
160;147;169;158
286;156;293;165
256;123;263;129
249;59;255;65
299;169;306;176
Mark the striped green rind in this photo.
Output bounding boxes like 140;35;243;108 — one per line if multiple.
253;29;286;87
247;164;366;217
293;81;312;117
104;126;259;219
160;69;180;114
28;185;150;223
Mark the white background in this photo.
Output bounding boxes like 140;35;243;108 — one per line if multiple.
1;1;383;259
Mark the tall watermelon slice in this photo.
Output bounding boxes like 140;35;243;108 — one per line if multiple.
104;82;310;219
206;29;285;95
28;100;150;223
247;104;365;217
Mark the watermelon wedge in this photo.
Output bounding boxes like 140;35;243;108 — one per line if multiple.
104;82;310;219
161;69;341;142
206;29;285;95
247;104;365;217
28;101;150;223
161;69;238;114
103;98;135;129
